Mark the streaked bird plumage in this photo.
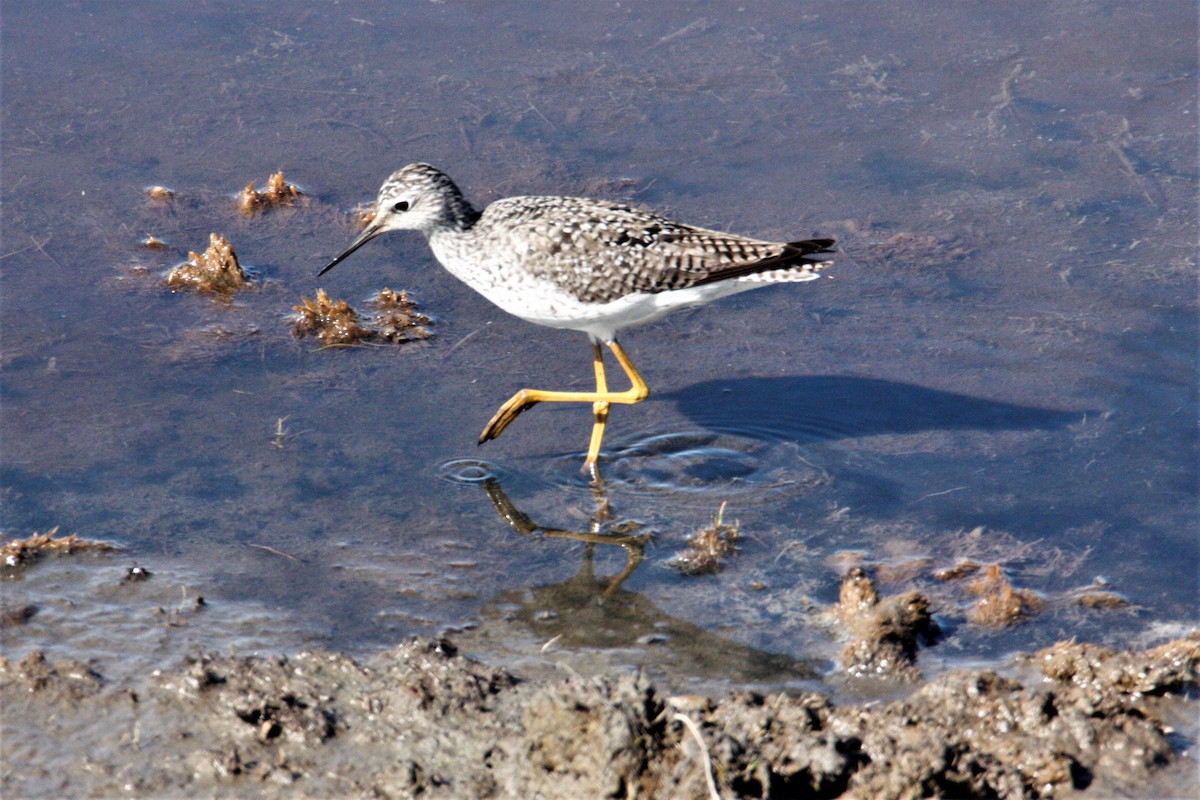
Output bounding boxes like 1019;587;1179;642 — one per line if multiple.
319;163;834;480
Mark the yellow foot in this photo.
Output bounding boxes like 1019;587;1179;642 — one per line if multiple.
476;340;648;469
479;390;540;443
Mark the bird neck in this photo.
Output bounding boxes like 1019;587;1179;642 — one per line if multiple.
435;184;481;234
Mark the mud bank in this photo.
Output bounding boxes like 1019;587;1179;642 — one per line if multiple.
3;636;1195;799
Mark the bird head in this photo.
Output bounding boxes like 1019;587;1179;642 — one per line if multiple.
318;163;475;276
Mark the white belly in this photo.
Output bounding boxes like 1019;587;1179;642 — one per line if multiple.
444;261;766;341
429;234;816;342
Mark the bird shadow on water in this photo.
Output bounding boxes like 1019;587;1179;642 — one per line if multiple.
583;374;1085;494
664;375;1084;445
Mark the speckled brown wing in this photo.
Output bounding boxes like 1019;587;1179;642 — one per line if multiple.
630;228;836;292
488;196;833;304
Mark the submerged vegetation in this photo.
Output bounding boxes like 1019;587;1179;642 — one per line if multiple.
669;501;740;575
165;233;250;296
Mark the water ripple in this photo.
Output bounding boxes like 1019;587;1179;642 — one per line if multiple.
549;428;829;500
437;458;504;484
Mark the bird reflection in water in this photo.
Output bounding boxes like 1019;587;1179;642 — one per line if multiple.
481;478;647;598
471;475;820;684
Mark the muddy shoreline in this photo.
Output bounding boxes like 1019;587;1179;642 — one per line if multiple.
3;633;1195;799
2;3;1196;798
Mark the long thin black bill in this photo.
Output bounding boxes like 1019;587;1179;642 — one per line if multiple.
317;224;382;276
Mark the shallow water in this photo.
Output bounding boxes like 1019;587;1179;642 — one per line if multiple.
2;0;1195;711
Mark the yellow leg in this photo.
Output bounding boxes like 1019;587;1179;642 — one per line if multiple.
479;339;650;464
584;343;610;480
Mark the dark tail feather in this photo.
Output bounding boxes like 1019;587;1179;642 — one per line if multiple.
787;238;837;256
693;237;836;287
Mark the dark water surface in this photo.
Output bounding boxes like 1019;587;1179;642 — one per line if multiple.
2;1;1195;698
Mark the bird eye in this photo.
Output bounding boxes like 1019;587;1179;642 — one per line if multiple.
393;201;409;212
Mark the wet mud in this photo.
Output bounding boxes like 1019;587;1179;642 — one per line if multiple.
2;635;1195;799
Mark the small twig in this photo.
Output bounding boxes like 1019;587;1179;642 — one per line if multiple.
247;543;300;562
913;486;966;503
987;61;1026;136
524;100;557;131
271;416;291;449
457;119;473;154
30;235;62;268
773;539;809;564
674;712;721;800
443;324;487;359
256;85;373;97
654;18;712;47
0;241;39;260
1107;118;1164;209
310;117;393;148
630;178;657;197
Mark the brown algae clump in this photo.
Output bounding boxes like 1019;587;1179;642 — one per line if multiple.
668;501;740;575
293;289;374;346
237;171;303;216
144;185;175;202
369;288;433;343
166;233;249;296
3;527;120;568
293;288;434;346
932;559;983;581
966;563;1043;627
1074;590;1130;609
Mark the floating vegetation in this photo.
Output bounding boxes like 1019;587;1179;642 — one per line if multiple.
144;185;175;202
668;501;740;575
966;563;1043;627
1073;590;1129;610
140;234;170;250
293;289;374;346
166;233;249;296
932;559;983;581
2;527;120;568
368;287;433;343
237;171;303;216
293;288;434;347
